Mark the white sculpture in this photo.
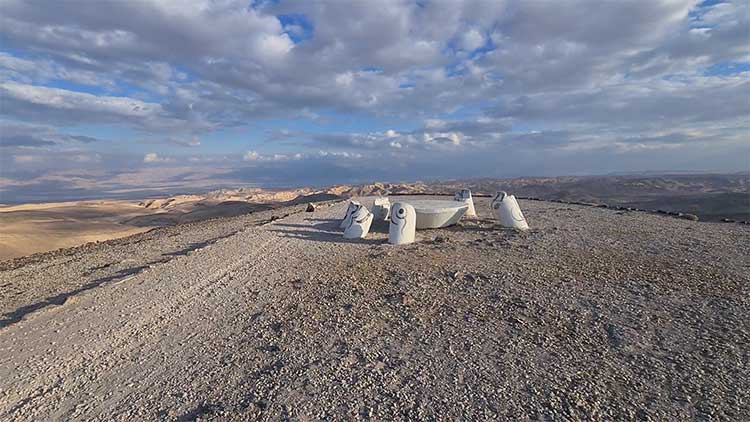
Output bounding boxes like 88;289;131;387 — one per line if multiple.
372;197;391;221
340;200;361;229
454;189;477;218
388;202;416;245
409;200;467;229
491;191;529;230
343;204;373;239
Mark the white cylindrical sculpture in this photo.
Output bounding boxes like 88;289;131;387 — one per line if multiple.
388;202;416;245
372;197;391;221
454;189;477;218
340;200;361;229
491;191;529;230
343;204;373;239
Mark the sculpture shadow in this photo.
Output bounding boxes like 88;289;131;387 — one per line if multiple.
445;219;498;233
274;218;341;231
270;219;386;245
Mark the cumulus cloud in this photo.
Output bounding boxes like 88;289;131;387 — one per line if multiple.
143;153;173;163
243;151;260;161
0;0;747;196
244;149;363;162
460;29;485;51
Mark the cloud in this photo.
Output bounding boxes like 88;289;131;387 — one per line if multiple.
3;1;746;124
488;73;750;132
3;135;56;147
13;155;42;163
143;153;174;163
0;82;189;131
244;149;363;162
460;29;485;51
0;0;747;198
140;137;202;148
0;121;104;147
243;151;260;161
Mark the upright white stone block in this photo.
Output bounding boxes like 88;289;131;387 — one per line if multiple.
343;205;374;239
340;200;361;229
491;191;529;230
372;197;391;221
454;189;477;218
388;202;416;245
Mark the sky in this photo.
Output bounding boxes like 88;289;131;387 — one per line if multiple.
0;0;748;203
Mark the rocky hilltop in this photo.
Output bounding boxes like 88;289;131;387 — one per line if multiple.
0;195;748;420
1;174;747;261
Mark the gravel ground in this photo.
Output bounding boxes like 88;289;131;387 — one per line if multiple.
0;196;748;421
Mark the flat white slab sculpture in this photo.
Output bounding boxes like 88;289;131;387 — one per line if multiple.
340;200;361;229
454;189;477;218
343;204;373;239
389;202;416;245
372;197;391;221
491;191;529;230
406;199;468;229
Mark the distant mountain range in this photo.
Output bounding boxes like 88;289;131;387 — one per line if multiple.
1;173;747;261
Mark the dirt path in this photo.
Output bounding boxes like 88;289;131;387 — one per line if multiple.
0;197;748;420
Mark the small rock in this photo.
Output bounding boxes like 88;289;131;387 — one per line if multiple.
305;203;316;212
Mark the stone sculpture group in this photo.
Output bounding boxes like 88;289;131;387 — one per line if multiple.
338;189;529;245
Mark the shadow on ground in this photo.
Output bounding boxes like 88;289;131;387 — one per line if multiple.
270;218;389;245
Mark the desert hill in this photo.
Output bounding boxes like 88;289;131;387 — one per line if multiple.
0;196;747;420
1;173;747;261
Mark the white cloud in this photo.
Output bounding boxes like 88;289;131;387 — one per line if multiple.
243;150;300;162
335;72;354;87
460;29;485;51
243;151;260;161
0;83;158;116
245;149;363;162
70;153;102;163
255;33;294;61
317;150;363;159
0;0;748;185
143;153;173;163
13;154;41;163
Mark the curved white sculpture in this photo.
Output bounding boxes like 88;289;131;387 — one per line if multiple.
407;199;468;229
454;189;477;218
372;197;391;221
388;202;416;245
340;200;361;229
491;191;529;230
343;204;373;239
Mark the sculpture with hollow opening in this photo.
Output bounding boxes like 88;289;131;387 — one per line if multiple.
340;200;361;229
454;189;477;218
491;191;529;230
343;204;374;239
373;197;391;221
389;202;416;245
